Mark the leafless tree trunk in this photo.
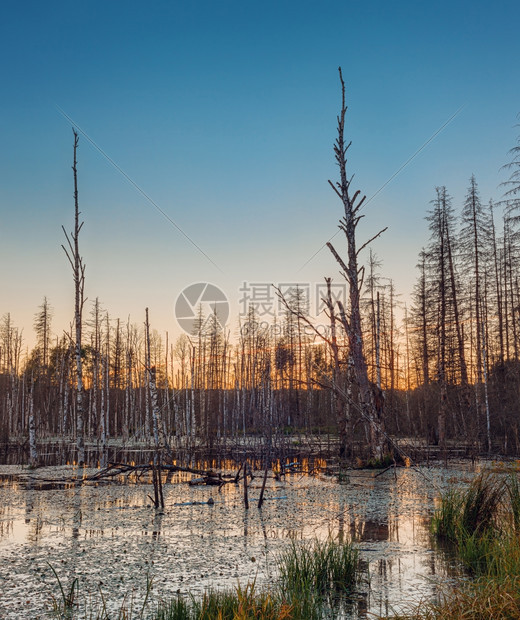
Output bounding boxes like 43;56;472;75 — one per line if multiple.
145;308;160;454
28;377;38;467
62;130;86;465
324;278;350;457
326;67;387;460
489;201;505;364
480;304;491;453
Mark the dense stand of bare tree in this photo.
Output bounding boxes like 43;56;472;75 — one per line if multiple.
406;161;520;455
1;86;520;464
0;300;341;456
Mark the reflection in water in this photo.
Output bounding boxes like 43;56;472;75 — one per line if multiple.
337;496;346;543
243;509;249;542
0;462;479;618
352;519;389;541
152;511;163;540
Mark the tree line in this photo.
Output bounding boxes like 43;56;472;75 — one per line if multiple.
1;76;519;464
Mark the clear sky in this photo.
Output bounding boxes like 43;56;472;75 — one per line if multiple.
1;0;519;349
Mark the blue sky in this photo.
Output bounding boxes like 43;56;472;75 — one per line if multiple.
1;0;519;347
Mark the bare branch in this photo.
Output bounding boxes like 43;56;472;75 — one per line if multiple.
358;265;365;292
351;190;366;215
61;226;75;258
326;242;352;284
356;227;388;256
61;245;75;271
274;285;333;347
336;300;351;336
328;179;342;200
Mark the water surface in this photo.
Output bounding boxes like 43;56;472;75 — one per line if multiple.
0;461;477;618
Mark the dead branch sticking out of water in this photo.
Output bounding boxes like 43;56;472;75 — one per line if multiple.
30;461;255;491
88;461;233;483
243;459;249;509
149;458;164;509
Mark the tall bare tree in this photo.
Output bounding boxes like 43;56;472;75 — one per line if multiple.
62;130;87;465
488;201;505;365
501;118;520;209
461;176;488;383
326;67;387;459
34;297;53;369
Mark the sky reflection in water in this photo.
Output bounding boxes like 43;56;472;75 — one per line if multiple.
0;463;475;618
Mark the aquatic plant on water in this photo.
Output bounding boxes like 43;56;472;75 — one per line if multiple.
47;537;360;619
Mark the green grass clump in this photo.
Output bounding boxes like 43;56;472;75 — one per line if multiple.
460;471;502;536
155;595;190;620
278;538;358;596
430;488;464;543
276;538;359;618
431;471;506;574
395;470;520;619
432;472;503;542
506;473;520;532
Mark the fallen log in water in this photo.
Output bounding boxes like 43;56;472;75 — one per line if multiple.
29;461;245;487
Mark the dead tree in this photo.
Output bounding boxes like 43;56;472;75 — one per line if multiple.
145;308;161;453
27;376;38;467
62;130;87;465
326;67;387;460
323;278;353;457
145;308;172;461
275;279;352;457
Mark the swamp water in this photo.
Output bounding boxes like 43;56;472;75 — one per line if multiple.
0;461;476;619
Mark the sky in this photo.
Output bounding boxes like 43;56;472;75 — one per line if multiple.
1;0;519;350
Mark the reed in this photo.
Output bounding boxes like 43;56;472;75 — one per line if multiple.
393;470;520;619
277;538;359;596
431;471;506;574
387;576;520;619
